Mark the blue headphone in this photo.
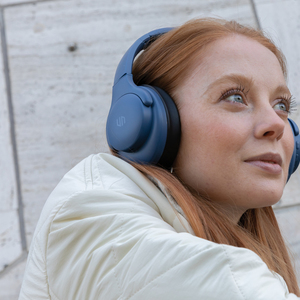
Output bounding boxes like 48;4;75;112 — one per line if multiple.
106;28;300;180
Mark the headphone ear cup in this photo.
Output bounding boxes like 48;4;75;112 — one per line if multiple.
106;84;181;169
287;118;300;181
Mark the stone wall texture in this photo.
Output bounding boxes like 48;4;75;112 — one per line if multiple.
0;0;299;298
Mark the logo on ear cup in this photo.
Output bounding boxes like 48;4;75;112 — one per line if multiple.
106;94;152;152
117;116;126;127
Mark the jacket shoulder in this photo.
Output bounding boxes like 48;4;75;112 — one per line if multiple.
19;153;170;299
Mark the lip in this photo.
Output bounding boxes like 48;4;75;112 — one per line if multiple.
244;153;283;174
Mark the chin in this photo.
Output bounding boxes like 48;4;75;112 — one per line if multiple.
252;175;286;203
250;188;284;209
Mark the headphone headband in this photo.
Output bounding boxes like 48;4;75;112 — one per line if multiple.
113;28;173;86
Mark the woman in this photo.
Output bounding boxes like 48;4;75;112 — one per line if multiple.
19;18;300;299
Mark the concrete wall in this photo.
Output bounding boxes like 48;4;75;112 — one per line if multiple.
0;0;299;298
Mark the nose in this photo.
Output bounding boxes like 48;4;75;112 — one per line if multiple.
254;106;285;141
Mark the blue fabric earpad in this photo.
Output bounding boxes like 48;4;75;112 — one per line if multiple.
148;86;181;168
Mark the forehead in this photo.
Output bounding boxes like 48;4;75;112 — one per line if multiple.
187;35;285;88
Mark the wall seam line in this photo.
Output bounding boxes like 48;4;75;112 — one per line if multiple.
250;0;262;30
1;0;64;9
0;251;27;278
0;7;27;252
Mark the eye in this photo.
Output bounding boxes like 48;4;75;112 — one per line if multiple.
273;96;296;115
219;85;248;106
225;94;244;104
274;102;288;112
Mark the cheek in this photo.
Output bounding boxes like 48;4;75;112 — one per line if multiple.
189;116;247;157
175;114;248;183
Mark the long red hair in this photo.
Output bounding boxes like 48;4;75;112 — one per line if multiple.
119;18;299;294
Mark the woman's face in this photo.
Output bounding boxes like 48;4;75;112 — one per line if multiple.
173;35;294;222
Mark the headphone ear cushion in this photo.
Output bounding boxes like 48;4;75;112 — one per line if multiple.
146;86;181;169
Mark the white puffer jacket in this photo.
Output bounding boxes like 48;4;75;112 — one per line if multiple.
19;153;299;299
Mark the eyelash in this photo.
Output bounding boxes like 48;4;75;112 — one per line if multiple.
279;95;297;115
219;85;297;115
219;85;248;103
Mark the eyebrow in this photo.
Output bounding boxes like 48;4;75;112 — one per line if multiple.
273;84;292;97
203;73;291;98
204;74;254;95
